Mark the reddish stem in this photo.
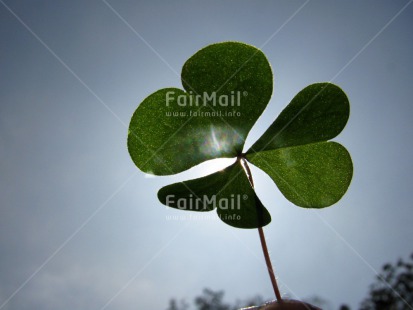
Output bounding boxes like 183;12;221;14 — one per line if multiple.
240;157;282;302
258;226;282;302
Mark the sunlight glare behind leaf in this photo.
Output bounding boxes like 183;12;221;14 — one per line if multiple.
199;125;242;157
200;157;236;176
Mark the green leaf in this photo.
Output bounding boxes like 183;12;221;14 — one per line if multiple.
158;161;271;228
246;142;353;208
128;88;233;175
128;41;354;229
248;83;349;154
128;42;273;175
181;42;273;148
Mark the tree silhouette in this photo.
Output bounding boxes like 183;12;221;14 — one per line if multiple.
166;288;263;310
360;253;413;309
167;298;189;310
194;289;230;310
166;253;413;310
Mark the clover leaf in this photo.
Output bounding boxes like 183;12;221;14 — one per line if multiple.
128;42;272;175
127;42;353;229
246;83;352;208
158;161;271;228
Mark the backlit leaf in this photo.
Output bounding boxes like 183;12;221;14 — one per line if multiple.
158;161;271;228
247;142;352;208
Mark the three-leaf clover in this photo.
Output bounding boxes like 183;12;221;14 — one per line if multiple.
128;42;353;229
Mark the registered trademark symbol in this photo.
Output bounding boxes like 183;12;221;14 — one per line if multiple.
243;91;248;97
243;194;248;200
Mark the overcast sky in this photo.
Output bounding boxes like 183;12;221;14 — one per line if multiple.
1;1;413;309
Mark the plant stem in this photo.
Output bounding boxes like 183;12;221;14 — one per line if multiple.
240;157;282;302
257;226;282;302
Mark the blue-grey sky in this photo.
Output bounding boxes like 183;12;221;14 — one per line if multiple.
1;1;413;309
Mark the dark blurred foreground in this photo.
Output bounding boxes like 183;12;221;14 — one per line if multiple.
166;252;413;310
